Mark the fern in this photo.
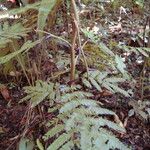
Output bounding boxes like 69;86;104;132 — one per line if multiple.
82;70;131;97
44;88;130;150
20;80;56;107
0;40;40;64
115;55;129;78
47;133;71;150
82;29;114;56
118;45;150;57
128;100;150;122
0;22;30;47
43;124;65;141
38;0;58;37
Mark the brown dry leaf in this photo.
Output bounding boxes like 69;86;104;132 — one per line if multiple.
114;114;124;129
0;84;11;101
100;90;113;96
0;127;5;134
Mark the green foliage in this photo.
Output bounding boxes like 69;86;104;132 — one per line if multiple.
82;29;115;56
44;87;130;150
38;0;58;37
134;0;144;7
0;22;30;48
115;55;129;79
128;100;150;122
118;45;150;57
0;40;40;64
19;137;34;150
82;70;131;97
20;80;56;107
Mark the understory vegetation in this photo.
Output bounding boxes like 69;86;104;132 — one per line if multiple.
0;0;149;150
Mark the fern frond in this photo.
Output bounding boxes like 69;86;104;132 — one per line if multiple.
38;0;58;37
45;88;130;150
59;99;98;113
43;124;65;141
82;70;131;96
93;129;130;150
89;77;102;91
105;82;130;97
47;133;71;150
90;117;126;133
0;40;39;64
88;106;115;115
20;80;55;107
61;91;93;102
82;78;92;89
59;140;74;150
118;45;150;57
0;22;30;41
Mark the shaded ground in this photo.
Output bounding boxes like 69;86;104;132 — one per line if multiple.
0;1;150;150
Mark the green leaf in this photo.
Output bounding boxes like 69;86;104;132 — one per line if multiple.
38;0;58;37
36;139;44;150
82;78;92;89
60;99;98;113
47;133;71;150
115;55;126;74
20;80;55;107
91;117;126;133
0;40;40;64
59;140;74;150
61;91;93;102
88;107;115;115
43;124;65;141
89;77;102;91
99;42;114;56
19;138;34;150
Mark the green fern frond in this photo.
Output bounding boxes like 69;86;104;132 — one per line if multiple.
88;106;115;115
0;22;30;38
89;77;102;91
104;82;130;97
43;124;65;141
61;91;93;102
90;117;126;133
93;129;130;150
59;99;98;113
0;22;30;47
118;45;150;57
20;80;55;107
38;0;59;37
82;70;131;96
45;88;130;150
129;100;150;122
0;40;40;64
82;78;92;89
59;140;74;150
47;133;71;150
82;29;114;56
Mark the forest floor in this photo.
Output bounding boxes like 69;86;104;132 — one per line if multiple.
0;1;150;150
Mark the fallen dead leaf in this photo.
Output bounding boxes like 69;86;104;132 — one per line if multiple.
0;84;11;101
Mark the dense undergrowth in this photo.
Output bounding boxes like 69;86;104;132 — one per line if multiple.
0;0;149;150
